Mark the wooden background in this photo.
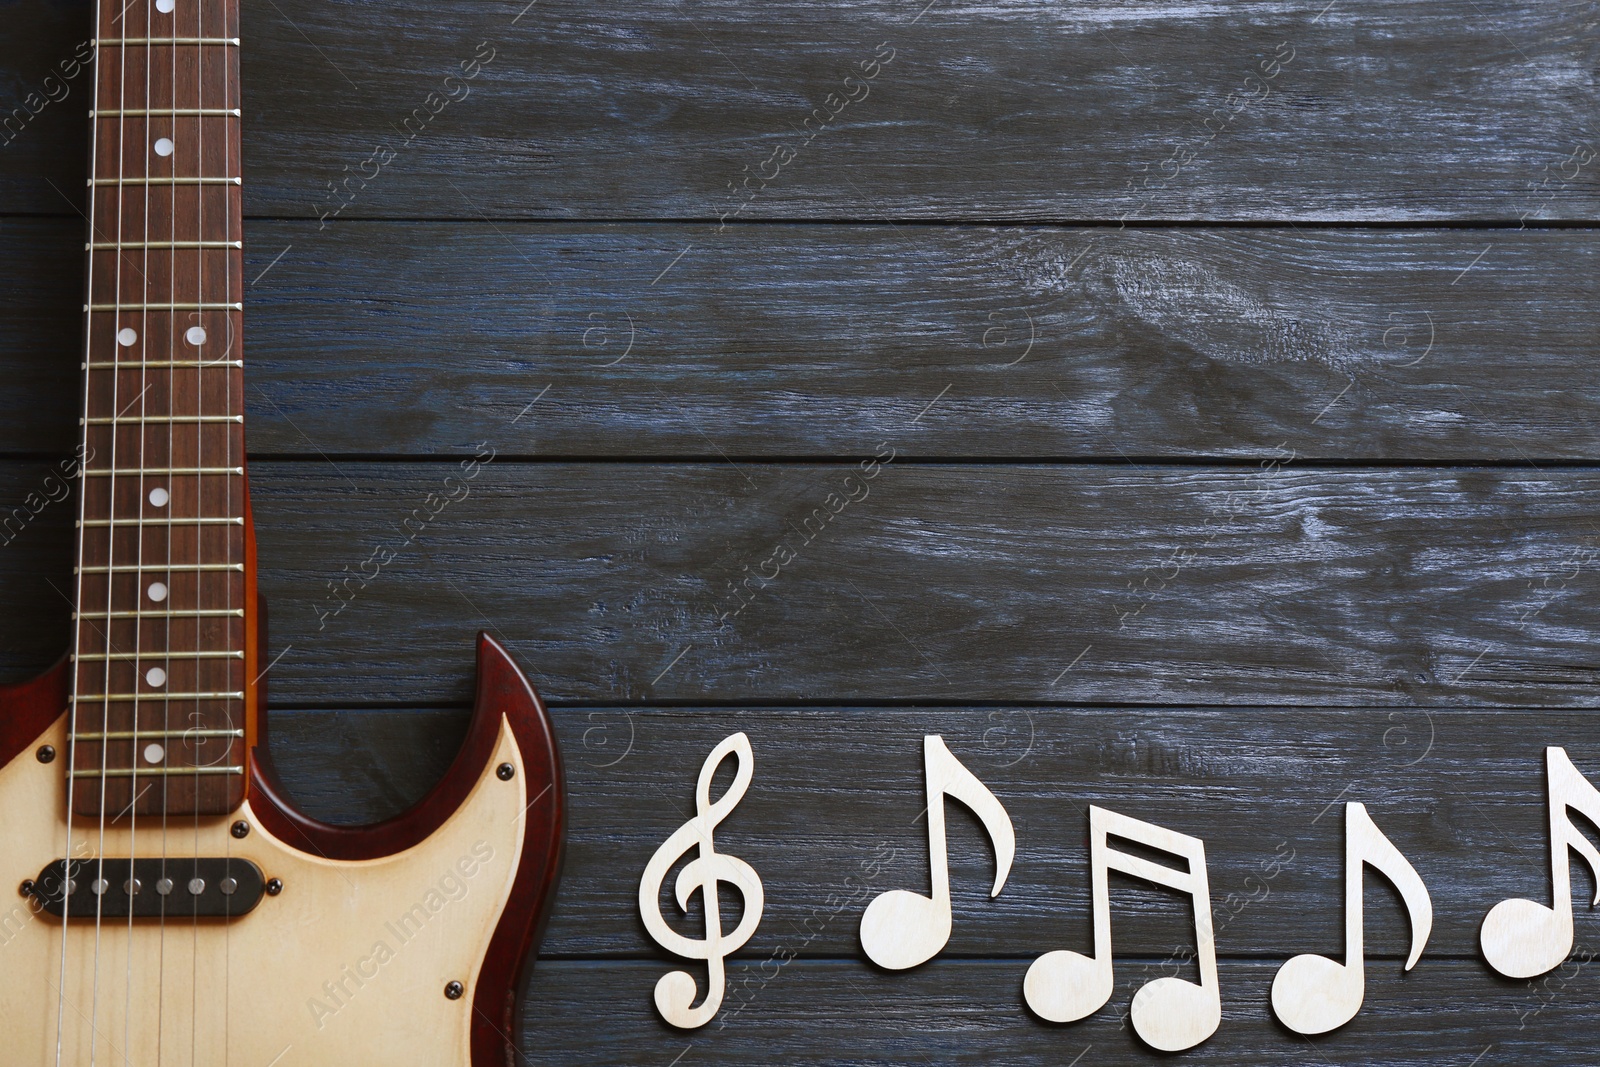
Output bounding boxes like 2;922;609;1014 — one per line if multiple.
5;0;1600;1061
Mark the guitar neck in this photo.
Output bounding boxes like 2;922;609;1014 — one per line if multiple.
72;0;251;819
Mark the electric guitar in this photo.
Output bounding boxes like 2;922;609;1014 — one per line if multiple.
0;1;566;1062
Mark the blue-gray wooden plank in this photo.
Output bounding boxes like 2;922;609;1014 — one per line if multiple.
7;219;1600;461
2;0;1597;220
6;460;1600;709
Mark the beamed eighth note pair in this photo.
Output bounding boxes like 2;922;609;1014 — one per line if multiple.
643;735;1600;1052
0;2;565;1063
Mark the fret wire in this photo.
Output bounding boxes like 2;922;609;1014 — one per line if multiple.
70;729;244;741
80;467;245;476
82;415;243;424
70;767;246;779
96;37;240;45
86;303;241;311
90;109;241;117
75;692;244;702
74;607;244;617
88;242;242;250
76;564;245;574
88;177;241;186
78;517;245;527
74;609;246;619
85;361;244;369
73;651;245;662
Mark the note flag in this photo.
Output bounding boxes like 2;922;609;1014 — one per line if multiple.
1271;802;1432;1035
860;735;1016;970
1023;806;1220;1052
638;732;765;1029
1482;746;1600;979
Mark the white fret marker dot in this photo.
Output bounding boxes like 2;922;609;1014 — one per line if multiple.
185;326;207;346
117;328;137;347
149;487;169;507
144;744;165;764
145;667;167;687
156;0;175;11
147;582;168;603
154;137;175;158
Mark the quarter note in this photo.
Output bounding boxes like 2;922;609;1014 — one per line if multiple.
1271;802;1433;1035
859;734;1016;970
638;732;766;1029
1023;806;1220;1052
1482;747;1600;979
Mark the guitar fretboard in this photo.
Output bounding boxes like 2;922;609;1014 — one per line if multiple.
72;0;247;819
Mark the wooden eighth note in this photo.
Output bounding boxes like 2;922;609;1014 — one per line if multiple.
1482;747;1600;978
1271;802;1433;1035
1023;806;1220;1052
859;735;1016;970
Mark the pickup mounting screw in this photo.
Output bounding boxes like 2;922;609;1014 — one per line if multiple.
444;981;465;1000
19;880;34;899
36;746;55;764
265;878;283;896
231;820;250;839
496;763;515;781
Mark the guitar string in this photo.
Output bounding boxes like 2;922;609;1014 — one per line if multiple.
120;0;159;1051
219;2;239;1052
156;2;180;1062
88;2;135;1058
191;0;209;1052
57;0;110;1056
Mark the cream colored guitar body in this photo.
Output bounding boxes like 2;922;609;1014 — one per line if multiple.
0;713;519;1065
0;635;566;1066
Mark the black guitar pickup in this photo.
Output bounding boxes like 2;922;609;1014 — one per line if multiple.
29;857;267;919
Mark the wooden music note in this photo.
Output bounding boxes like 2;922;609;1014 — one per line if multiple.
1482;746;1600;979
638;732;766;1029
859;735;1016;970
1023;806;1220;1052
1271;802;1433;1035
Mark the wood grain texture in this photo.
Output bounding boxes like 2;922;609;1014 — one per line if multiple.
0;219;81;456
7;0;1600;1056
222;223;1600;462
5;0;1598;220
266;706;1600;964
0;461;76;673
236;462;1600;707
8;219;1600;461
236;0;1600;222
512;959;1591;1066
10;459;1600;706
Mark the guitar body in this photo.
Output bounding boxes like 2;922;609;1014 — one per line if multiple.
0;634;564;1065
